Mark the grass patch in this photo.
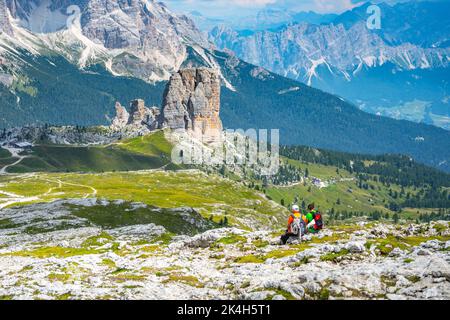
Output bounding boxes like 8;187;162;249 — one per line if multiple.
48;273;71;282
23;222;87;235
163;274;204;288
82;232;114;247
0;218;20;229
270;289;296;300
264;249;299;259
234;254;265;264
320;249;350;262
151;233;174;245
55;293;72;300
253;239;270;248
406;275;421;283
367;235;450;256
241;280;251;289
6;246;100;258
318;287;330;300
140;245;161;253
217;234;247;245
117;131;173;158
101;258;117;268
434;223;448;233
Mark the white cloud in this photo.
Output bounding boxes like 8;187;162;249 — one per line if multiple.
230;0;277;6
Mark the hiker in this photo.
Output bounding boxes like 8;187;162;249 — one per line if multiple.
305;203;323;234
280;205;307;245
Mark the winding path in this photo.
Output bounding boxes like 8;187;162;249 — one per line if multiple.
0;146;28;175
0;176;98;210
0;190;39;210
42;178;98;199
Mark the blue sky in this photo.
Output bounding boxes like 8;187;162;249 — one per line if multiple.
163;0;410;19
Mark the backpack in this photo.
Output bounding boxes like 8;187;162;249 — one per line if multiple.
312;211;323;230
290;214;303;236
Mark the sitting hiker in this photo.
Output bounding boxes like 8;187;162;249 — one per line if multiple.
305;203;323;234
280;205;307;244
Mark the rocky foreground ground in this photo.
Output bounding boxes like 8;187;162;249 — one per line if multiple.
0;199;449;300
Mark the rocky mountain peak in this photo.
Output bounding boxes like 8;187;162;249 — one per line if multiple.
1;0;210;82
161;67;222;143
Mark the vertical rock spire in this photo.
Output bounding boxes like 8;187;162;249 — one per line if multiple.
161;68;222;143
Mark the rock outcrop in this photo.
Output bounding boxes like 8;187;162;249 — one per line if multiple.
111;99;160;132
128;99;160;130
111;102;129;129
160;68;222;143
110;68;223;143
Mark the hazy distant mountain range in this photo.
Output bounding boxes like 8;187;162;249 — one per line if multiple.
206;1;450;130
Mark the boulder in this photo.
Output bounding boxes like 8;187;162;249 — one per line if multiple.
345;241;366;253
389;247;404;257
421;239;442;250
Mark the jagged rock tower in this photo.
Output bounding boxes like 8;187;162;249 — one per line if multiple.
160;68;223;144
111;100;160;132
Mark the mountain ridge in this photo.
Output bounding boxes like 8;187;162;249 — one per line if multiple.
208;1;450;130
0;0;449;173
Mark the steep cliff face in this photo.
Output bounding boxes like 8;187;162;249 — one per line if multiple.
0;0;13;35
161;68;222;143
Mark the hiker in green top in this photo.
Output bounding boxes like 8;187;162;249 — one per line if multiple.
305;203;322;234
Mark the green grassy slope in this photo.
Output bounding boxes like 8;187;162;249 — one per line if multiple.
7;131;176;173
1;131;447;226
0;171;287;230
116;132;173;157
0;148;15;167
0;148;11;158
